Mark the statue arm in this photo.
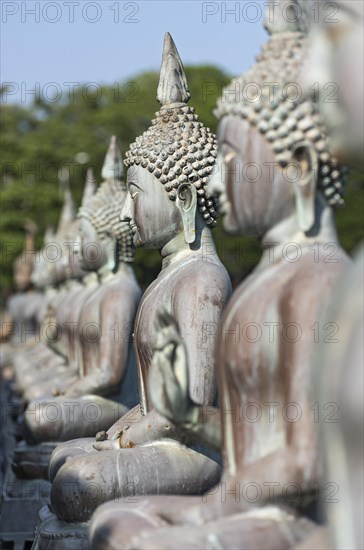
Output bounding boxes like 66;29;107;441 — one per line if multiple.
227;279;323;494
226;278;323;496
176;403;221;451
149;307;222;451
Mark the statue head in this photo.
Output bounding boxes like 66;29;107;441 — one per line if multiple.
209;1;347;238
31;181;83;288
55;182;87;281
307;0;363;166
121;33;218;249
78;137;134;272
39;183;84;285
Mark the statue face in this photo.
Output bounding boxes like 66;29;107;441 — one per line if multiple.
121;165;183;249
78;217;108;271
308;0;364;163
209;116;295;237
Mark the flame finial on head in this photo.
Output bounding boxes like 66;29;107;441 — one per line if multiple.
157;32;190;107
82;167;97;208
57;184;76;235
101;135;123;181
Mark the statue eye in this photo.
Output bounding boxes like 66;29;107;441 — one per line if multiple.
131;191;139;200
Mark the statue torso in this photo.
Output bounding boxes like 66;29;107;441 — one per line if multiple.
135;250;232;413
80;271;140;378
218;242;351;476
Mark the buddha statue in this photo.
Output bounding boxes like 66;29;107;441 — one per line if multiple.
32;225;58;325
11;188;79;395
88;5;353;549
14;179;96;403
295;3;364;549
34;33;231;544
9;179;98;481
0;190;86;544
23;136;141;444
6;220;42;344
312;248;363;550
1;220;42;375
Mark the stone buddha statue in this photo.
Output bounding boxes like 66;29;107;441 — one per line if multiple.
34;34;231;543
8;180;96;480
32;225;57;325
15;178;97;403
9;227;58;391
11;187;79;396
5;220;41;347
295;3;364;549
88;6;353;549
23;137;141;443
0;219;43;417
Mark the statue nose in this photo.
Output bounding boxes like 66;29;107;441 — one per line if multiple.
120;192;132;222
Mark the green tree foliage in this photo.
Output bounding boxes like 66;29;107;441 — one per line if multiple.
1;68;363;303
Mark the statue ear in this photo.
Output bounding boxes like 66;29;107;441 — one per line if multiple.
176;183;197;244
291;141;318;233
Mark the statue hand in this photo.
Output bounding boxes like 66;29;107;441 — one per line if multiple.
93;430;120;451
51;382;67;396
149;309;194;426
93;439;119;451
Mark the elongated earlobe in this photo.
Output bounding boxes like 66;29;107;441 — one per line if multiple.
291;142;318;232
177;184;197;244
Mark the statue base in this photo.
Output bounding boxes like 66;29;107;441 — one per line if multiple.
32;506;89;550
0;469;51;549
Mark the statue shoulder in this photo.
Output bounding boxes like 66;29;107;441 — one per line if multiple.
180;254;232;294
281;245;353;313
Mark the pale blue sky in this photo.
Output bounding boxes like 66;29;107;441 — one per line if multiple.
1;0;267;104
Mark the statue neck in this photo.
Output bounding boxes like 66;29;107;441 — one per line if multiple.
261;195;338;266
45;285;57;297
83;271;98;287
96;239;117;282
97;263;115;284
160;225;214;270
65;278;82;290
114;261;135;278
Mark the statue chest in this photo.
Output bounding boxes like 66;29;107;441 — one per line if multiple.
218;263;291;468
133;273;175;412
219;260;292;399
134;279;173;361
